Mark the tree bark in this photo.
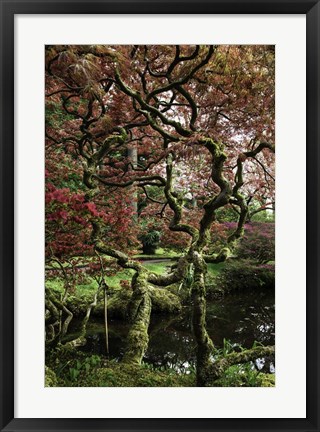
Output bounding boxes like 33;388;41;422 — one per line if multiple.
191;251;214;386
122;271;152;365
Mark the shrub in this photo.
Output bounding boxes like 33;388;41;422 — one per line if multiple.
237;222;275;264
139;230;161;254
215;259;275;293
206;222;275;264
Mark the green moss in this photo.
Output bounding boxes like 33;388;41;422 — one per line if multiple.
62;284;181;319
123;321;150;365
64;293;99;316
46;347;273;388
259;374;275;387
107;289;132;319
123;283;152;365
45;366;58;387
215;247;232;263
49;356;195;387
214;362;275;387
149;286;181;314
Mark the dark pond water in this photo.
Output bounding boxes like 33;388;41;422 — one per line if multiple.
69;289;275;373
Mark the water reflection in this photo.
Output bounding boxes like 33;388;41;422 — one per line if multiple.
75;288;275;373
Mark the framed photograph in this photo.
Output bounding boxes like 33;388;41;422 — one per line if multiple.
1;1;319;431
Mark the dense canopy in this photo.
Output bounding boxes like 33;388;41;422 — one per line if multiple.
45;45;275;387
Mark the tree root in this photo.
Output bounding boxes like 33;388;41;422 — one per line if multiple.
208;345;275;385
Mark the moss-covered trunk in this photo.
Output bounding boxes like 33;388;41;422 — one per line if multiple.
191;252;214;386
122;272;152;365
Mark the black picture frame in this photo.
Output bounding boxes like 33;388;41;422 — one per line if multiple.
1;1;319;431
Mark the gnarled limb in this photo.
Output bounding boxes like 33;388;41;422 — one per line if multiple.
122;271;152;365
147;255;189;286
164;153;199;240
209;345;275;384
190;137;233;385
91;221;143;272
45;289;73;342
191;251;214;386
228;155;248;243
196;138;232;250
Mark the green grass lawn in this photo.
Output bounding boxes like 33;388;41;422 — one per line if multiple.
133;247;180;259
207;262;226;277
45;268;135;296
143;261;172;274
46;257;226;295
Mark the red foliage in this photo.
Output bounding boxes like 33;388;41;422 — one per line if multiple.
45;45;275;264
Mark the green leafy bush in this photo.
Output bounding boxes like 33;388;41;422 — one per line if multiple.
215;259;275;293
139;230;161;254
237;222;275;263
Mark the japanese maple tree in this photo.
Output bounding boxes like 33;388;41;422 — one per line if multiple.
45;44;275;386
